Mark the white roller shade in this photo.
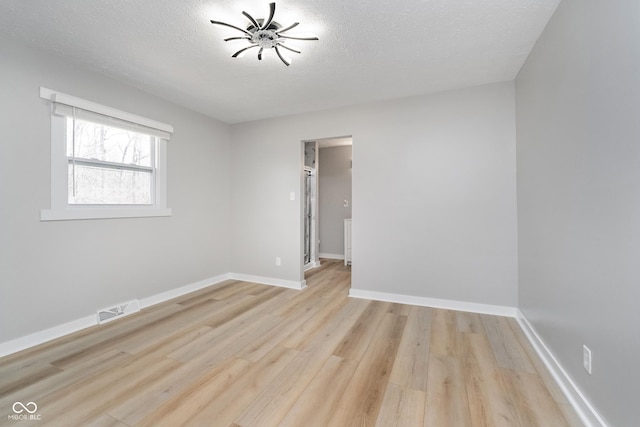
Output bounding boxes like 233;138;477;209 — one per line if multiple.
41;87;173;140
52;103;171;140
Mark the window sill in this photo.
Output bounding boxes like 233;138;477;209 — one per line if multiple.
40;207;172;221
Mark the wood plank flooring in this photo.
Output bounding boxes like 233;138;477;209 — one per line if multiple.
0;259;582;426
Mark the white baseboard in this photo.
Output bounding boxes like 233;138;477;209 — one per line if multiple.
0;273;266;357
0;273;229;358
0;272;307;358
304;260;321;272
0;315;97;359
319;253;344;260
0;274;609;427
516;310;608;427
348;289;517;317
228;273;307;290
139;273;231;308
348;289;605;425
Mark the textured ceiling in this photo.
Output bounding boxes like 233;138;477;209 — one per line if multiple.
0;0;560;124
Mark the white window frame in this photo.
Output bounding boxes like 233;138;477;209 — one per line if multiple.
40;87;173;221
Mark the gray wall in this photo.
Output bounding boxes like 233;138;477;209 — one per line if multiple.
319;146;352;257
231;81;518;306
0;37;231;343
516;1;640;425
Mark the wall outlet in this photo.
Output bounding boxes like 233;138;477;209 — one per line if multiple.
583;345;592;374
275;257;281;266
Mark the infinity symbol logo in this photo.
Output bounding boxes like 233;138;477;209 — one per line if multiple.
12;401;38;414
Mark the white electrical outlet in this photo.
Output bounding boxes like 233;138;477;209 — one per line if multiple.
583;345;592;374
275;257;281;266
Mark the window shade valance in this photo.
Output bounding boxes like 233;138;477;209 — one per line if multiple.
52;103;172;140
40;87;173;140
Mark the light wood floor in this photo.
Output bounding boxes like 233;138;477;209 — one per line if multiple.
0;259;582;427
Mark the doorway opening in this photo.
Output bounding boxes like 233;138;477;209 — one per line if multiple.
301;136;353;278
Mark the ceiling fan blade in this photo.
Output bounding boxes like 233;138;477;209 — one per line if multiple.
210;20;253;37
274;46;291;66
258;47;264;61
260;3;277;30
276;22;300;34
277;43;301;54
242;11;260;30
278;34;319;41
232;45;259;58
224;36;251;42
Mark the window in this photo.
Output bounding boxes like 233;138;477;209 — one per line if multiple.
66;117;154;205
40;88;173;221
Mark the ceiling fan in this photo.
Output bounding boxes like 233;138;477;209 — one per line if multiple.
210;2;319;66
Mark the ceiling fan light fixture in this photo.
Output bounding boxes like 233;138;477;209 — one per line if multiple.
210;2;318;66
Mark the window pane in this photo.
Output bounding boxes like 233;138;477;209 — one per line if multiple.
68;164;152;205
66;118;152;167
